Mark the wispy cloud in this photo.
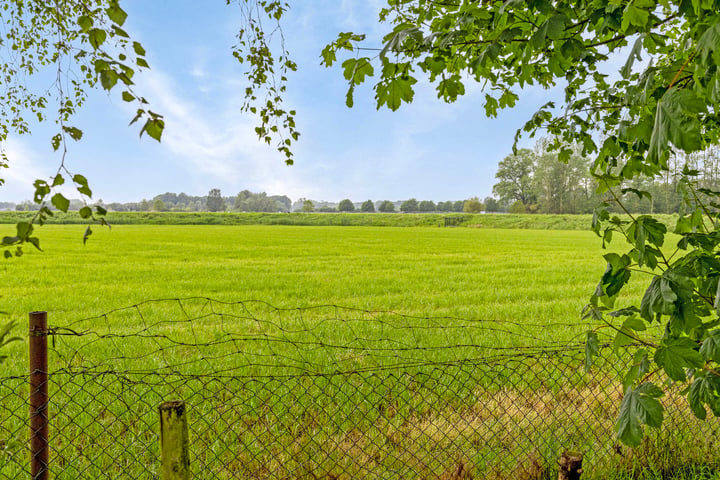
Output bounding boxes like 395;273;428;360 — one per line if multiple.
128;67;321;199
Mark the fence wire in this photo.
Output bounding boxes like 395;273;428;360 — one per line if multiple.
2;298;720;479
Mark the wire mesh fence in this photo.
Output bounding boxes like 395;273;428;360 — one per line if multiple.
2;297;720;479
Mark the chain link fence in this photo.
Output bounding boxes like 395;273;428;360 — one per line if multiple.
2;298;720;479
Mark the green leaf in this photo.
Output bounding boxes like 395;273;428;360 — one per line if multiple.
106;4;128;26
133;41;146;57
62;126;83;141
375;76;417;111
621;34;644;78
648;88;705;165
342;58;374;85
33;180;50;203
622;4;650;31
51;174;64;187
78;206;92;219
623;349;650;389
16;222;32;240
100;69;118;91
51;193;70;213
88;28;107;50
617;383;664;447
697;17;720;63
78;15;93;33
122;91;134;102
688;373;720;420
438;77;465;102
613;325;637;351
545;14;567;40
530;20;550;49
73;174;92;197
700;329;720;363
585;330;600;372
598;253;632;298
654;337;704;381
640;276;678;321
140;118;164;142
560;38;584;60
51;134;62;152
83;226;93;245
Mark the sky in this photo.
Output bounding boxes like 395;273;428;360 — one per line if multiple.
0;1;556;205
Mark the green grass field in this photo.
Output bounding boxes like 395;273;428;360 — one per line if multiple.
1;224;621;370
2;223;613;320
1;224;716;479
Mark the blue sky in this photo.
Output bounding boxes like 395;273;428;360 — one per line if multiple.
1;1;553;204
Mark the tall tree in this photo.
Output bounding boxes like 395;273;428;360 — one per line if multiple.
437;201;454;212
492;149;535;207
483;197;502;213
361;200;375;212
400;198;419;213
234;190;253;210
338;199;355;212
463;197;484;213
206;189;225;212
301;199;314;213
532;142;593;214
378;200;395;213
418;200;436;212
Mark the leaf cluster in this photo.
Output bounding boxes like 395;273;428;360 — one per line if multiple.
586;171;720;446
232;0;299;164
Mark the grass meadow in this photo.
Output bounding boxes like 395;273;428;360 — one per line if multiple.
2;223;613;327
0;224;620;374
1;223;717;479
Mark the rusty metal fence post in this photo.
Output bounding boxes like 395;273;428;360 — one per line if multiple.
29;311;49;480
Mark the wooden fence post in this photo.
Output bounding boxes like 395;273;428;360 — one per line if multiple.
29;311;49;480
159;400;190;480
558;451;583;480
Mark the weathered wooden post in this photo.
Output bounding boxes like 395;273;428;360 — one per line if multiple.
558;451;583;480
29;311;49;480
159;400;190;480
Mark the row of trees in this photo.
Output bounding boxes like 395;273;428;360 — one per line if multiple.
492;141;720;215
8;190;496;214
303;197;488;213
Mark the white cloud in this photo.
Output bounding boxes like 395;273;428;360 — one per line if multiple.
0;138;52;201
126;68;324;200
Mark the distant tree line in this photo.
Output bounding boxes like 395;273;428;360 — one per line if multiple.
7;189;493;215
297;197;493;213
